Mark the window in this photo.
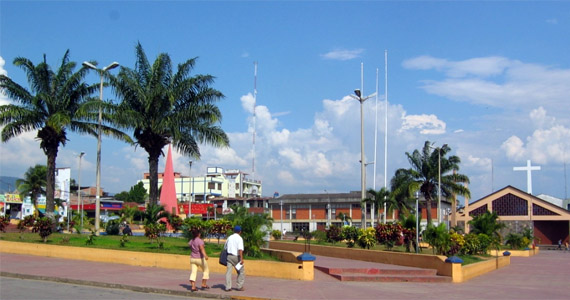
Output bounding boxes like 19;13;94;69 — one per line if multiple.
208;182;215;189
291;208;297;219
292;222;309;233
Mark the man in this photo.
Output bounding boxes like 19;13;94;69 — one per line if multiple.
122;224;133;236
225;225;245;291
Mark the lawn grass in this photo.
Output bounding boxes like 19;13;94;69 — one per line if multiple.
280;239;494;265
1;232;280;261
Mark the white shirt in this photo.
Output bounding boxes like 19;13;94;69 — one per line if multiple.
226;233;244;256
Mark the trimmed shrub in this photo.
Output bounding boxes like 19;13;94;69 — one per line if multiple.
326;225;343;244
341;226;359;248
357;227;377;249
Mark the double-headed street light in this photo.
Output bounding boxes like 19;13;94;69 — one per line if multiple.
78;152;85;228
350;89;376;229
415;190;420;254
82;61;120;235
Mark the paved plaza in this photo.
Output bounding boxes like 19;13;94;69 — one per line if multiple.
1;250;568;299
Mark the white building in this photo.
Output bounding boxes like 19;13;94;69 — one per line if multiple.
140;167;262;204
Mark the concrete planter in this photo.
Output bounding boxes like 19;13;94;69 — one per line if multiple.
269;241;510;283
0;240;313;281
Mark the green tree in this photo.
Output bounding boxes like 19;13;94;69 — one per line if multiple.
119;205;140;224
0;51;131;221
110;42;229;205
224;205;273;257
335;212;352;225
16;165;47;216
390;141;470;224
141;203;171;226
364;187;412;224
399;213;418;252
468;210;505;241
115;182;147;204
423;223;451;255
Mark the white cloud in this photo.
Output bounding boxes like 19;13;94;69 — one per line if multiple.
0;56;11;106
0;56;7;76
0;130;44;170
401;114;446;135
500;108;570;164
320;49;364;61
403;55;511;77
501;136;526;161
402;55;570;118
529;106;556;129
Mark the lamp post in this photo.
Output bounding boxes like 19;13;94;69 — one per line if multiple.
82;61;120;235
78;152;85;228
325;189;330;228
350;88;376;229
415;190;420;254
280;200;284;239
189;161;193;217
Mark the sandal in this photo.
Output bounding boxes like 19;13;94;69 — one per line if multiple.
201;285;210;289
191;287;198;292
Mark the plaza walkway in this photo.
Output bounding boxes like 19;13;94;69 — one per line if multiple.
1;250;568;299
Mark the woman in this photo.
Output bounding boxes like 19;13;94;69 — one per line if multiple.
188;228;209;292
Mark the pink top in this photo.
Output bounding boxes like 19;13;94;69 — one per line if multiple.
189;237;205;259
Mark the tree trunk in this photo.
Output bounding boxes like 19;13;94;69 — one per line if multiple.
148;153;160;205
425;198;433;224
45;147;58;222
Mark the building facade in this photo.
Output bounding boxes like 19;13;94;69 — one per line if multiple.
455;185;570;245
269;191;451;233
140;166;262;206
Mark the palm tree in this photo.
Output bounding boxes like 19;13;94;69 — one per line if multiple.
363;187;411;224
110;42;229;205
16;165;47;216
0;51;131;221
390;141;470;224
141;203;171;226
335;212;352;225
468;210;505;240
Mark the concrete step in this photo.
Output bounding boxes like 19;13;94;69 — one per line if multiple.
315;266;451;283
330;273;452;283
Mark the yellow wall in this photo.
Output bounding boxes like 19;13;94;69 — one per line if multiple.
0;241;313;281
269;241;512;283
461;256;510;282
489;247;539;257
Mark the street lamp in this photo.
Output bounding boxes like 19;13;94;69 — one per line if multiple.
350;88;376;229
415;190;420;254
78;152;85;228
280;200;284;239
325;190;331;228
82;61;120;235
428;143;447;224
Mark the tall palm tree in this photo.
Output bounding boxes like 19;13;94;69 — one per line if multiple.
110;42;229;205
390;141;470;224
16;164;47;216
0;51;131;220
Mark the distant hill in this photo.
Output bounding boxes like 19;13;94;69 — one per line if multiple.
0;176;21;193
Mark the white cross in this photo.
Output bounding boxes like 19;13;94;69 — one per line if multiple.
513;160;541;194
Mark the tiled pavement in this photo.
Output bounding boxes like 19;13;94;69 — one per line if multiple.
1;250;569;299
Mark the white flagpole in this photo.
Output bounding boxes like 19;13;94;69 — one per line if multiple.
384;50;389;223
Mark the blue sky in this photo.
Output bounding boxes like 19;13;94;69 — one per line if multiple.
1;1;569;204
